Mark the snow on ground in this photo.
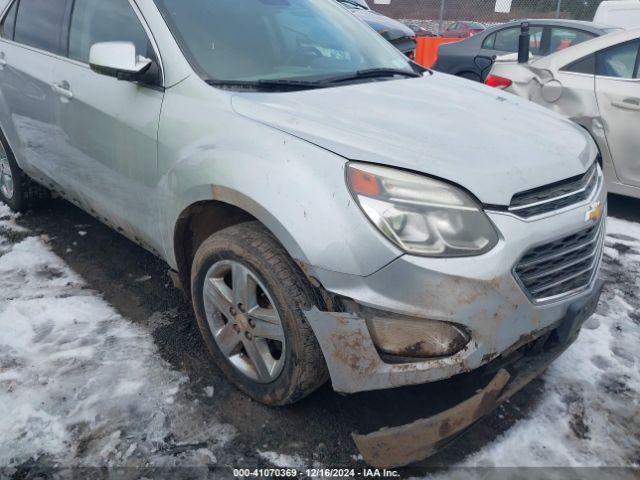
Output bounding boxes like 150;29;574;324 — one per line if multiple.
429;216;640;475
0;204;235;469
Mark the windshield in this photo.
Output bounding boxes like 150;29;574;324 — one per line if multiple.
154;0;414;84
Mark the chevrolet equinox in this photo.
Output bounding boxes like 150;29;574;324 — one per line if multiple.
0;0;605;419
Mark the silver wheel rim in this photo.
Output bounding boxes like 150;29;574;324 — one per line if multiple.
203;260;287;383
0;146;13;200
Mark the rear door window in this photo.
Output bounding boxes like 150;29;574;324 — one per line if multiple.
549;27;596;54
596;40;640;79
14;0;68;55
491;26;544;54
68;0;151;64
562;54;596;75
1;0;18;39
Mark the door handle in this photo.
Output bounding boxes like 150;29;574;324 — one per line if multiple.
611;99;640;111
51;82;73;100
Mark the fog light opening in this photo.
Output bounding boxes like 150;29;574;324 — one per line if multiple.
367;316;469;359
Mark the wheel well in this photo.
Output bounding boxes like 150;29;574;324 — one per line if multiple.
174;200;255;296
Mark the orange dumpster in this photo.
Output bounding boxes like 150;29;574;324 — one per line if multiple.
414;37;462;68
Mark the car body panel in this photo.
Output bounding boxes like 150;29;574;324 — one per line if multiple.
231;73;597;206
595;75;640;187
489;28;640;199
0;40;58;181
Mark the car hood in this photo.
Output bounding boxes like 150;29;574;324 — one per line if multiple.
351;9;415;40
230;73;596;206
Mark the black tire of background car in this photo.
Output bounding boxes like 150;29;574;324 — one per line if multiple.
190;221;329;406
0;130;50;212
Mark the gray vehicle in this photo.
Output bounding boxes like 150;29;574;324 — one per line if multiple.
0;0;606;467
434;19;618;81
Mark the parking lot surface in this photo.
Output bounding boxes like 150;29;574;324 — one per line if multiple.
0;195;638;475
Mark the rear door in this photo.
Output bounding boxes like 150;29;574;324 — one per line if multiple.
595;39;640;188
0;0;70;183
50;0;165;252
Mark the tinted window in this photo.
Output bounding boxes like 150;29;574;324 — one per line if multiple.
69;0;150;64
482;33;495;49
597;40;640;79
14;0;67;54
492;26;544;54
549;27;595;54
1;0;18;39
562;54;596;74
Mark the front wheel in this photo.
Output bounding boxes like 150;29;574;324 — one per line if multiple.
190;221;328;405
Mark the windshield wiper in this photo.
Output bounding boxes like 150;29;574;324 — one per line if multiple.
205;78;325;91
321;68;422;84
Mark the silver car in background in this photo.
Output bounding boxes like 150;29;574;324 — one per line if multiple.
488;28;640;200
0;0;606;466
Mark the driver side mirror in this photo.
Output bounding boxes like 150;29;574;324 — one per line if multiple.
89;42;153;82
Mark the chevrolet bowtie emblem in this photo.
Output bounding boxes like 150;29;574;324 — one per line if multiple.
586;201;604;223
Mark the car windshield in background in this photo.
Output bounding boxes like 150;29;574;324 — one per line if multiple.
154;0;414;85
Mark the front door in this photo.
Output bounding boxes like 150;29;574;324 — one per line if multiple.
50;0;164;252
595;39;640;188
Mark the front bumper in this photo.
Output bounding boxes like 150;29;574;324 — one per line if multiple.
307;179;607;394
352;279;604;468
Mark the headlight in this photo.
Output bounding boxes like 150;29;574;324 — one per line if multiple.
347;163;499;257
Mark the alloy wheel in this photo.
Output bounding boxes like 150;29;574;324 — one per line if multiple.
203;260;287;383
0;146;13;200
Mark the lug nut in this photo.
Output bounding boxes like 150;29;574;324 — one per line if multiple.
248;319;256;329
245;331;252;340
233;324;240;334
230;306;237;316
238;303;245;313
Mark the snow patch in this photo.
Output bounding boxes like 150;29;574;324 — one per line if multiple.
258;450;308;469
0;206;235;467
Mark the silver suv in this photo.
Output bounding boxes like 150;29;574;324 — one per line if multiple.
0;0;605;440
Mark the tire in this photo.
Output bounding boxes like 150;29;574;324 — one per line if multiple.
191;221;329;405
0;131;49;212
457;71;482;82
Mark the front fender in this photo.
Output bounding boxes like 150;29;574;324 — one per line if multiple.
157;77;402;280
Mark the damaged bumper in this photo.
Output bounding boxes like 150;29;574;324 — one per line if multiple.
306;183;606;394
352;279;604;468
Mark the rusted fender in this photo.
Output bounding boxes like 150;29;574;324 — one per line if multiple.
352;369;511;469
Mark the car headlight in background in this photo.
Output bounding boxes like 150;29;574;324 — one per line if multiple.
347;163;499;257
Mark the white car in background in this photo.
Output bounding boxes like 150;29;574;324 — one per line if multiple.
594;0;640;29
487;28;640;200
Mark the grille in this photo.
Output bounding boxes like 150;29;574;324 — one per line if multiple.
515;218;604;303
509;162;598;218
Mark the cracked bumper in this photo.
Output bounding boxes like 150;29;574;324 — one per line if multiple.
306;183;606;394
